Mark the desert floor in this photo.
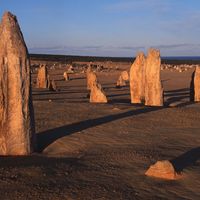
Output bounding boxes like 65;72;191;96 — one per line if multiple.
0;65;199;200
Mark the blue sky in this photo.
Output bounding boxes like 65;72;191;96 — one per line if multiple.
1;0;200;57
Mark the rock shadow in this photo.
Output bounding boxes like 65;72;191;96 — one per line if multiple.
171;147;200;173
164;88;195;107
37;106;163;152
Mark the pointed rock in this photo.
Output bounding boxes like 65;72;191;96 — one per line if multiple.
36;65;48;88
130;52;146;103
0;12;35;155
145;48;163;106
90;83;107;103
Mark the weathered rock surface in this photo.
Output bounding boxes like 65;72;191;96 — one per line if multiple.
87;69;98;90
0;12;35;155
116;71;129;88
36;64;48;88
90;83;107;103
121;71;129;81
130;52;146;103
145;48;163;106
145;160;180;180
194;66;200;102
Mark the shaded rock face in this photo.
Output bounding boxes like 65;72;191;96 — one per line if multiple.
145;160;180;180
36;65;48;88
47;75;57;91
130;52;146;103
190;71;195;101
90;83;108;103
0;12;35;155
145;48;163;106
194;66;200;102
116;71;129;88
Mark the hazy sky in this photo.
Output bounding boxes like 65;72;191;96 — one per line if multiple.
1;0;200;57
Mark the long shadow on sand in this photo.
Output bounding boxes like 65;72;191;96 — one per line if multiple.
164;88;193;107
37;106;162;152
171;147;200;172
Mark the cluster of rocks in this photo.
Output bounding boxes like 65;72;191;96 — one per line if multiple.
0;11;200;185
161;64;196;72
36;65;57;91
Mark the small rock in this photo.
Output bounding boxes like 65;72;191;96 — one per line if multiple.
145;160;181;180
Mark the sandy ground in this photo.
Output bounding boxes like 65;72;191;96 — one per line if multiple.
0;66;199;200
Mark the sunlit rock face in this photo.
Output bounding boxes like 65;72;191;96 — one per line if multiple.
116;71;129;88
90;83;107;103
145;48;163;106
130;52;146;104
63;71;69;81
0;12;35;155
145;160;181;180
86;69;97;90
194;66;200;102
37;65;48;88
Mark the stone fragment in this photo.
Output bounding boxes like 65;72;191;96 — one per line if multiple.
130;52;146;103
0;12;35;155
90;83;107;103
145;160;180;180
145;48;163;106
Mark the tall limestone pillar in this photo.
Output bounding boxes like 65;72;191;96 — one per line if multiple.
37;65;48;88
0;12;35;155
193;66;200;102
145;48;163;106
130;52;146;103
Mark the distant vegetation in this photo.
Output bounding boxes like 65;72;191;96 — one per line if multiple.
30;54;200;65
